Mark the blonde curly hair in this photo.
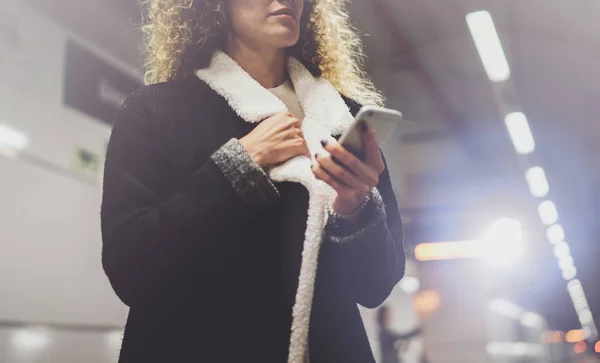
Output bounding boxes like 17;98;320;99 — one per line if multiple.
142;0;384;106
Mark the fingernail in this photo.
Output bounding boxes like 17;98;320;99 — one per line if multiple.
314;153;320;160
320;138;329;147
360;121;368;133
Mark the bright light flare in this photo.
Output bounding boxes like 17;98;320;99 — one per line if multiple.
482;218;523;267
415;218;523;267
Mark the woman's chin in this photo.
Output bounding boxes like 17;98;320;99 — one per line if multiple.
266;29;300;49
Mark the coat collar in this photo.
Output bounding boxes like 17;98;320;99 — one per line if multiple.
195;50;354;136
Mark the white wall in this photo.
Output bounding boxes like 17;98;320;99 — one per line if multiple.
0;1;128;327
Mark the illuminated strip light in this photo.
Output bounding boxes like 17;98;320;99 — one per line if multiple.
565;329;586;343
538;200;559;225
466;11;511;82
547;224;565;244
525;166;549;198
415;218;523;265
567;280;599;337
486;342;544;357
415;240;483;261
505;112;536;155
562;267;577;281
554;242;570;259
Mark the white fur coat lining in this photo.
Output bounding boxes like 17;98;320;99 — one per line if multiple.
196;51;355;363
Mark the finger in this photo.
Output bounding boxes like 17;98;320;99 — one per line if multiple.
293;137;311;158
284;127;304;140
277;115;301;131
283;129;310;157
311;164;356;198
275;138;310;163
301;138;311;158
361;126;385;173
315;153;368;193
322;138;379;186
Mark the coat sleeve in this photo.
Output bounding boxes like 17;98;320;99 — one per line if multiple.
325;155;405;308
101;95;279;307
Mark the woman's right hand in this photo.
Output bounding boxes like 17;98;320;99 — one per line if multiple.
239;111;310;168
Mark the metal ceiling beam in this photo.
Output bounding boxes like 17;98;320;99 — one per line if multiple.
367;0;480;158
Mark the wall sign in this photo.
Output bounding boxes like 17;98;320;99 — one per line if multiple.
63;39;140;126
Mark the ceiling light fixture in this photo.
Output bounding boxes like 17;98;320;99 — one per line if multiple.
538;200;559;225
505;112;536;155
466;10;511;82
525;166;549;197
547;224;565;244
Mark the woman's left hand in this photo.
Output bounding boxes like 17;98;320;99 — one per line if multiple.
312;122;385;216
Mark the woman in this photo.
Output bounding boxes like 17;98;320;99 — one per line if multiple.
101;0;405;362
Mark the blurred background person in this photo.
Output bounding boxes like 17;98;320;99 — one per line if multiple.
377;305;422;363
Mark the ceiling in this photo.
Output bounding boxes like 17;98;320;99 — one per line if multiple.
28;0;600;332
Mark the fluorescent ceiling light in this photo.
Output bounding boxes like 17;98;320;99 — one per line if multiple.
505;112;535;155
558;255;575;271
567;280;590;312
466;10;511;82
562;267;577;281
525;166;549;197
547;224;565;244
578;308;594;325
414;240;483;261
553;242;571;259
0;124;29;151
538;200;559;225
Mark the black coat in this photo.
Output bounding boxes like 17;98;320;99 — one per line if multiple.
101;75;405;363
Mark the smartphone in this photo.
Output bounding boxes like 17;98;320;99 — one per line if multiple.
338;106;403;159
